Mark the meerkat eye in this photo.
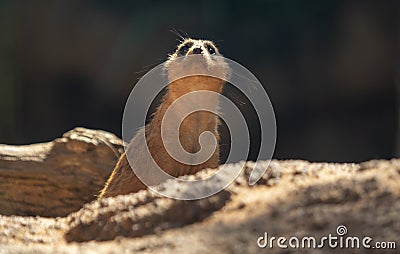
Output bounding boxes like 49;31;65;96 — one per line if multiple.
178;42;193;56
179;45;189;55
205;44;216;55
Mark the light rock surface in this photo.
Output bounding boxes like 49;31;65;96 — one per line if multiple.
0;129;399;253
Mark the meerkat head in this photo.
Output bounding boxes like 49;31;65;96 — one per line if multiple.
171;38;221;58
164;39;229;93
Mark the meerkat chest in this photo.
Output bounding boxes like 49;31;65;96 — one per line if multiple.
178;112;219;153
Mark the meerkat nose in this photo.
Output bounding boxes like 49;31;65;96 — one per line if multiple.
192;47;203;55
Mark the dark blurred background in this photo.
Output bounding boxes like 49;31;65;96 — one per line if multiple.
0;0;398;162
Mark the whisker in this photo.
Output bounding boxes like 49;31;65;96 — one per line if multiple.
180;29;190;39
170;28;185;41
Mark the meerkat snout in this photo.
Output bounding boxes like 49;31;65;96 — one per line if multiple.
192;47;202;55
175;39;219;57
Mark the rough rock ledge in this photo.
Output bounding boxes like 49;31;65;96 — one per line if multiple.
0;128;398;253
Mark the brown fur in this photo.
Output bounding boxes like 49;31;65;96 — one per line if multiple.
98;39;227;199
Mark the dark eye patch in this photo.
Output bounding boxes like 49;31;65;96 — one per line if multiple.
178;42;193;56
205;43;216;55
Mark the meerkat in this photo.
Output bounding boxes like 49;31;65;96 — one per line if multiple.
98;38;228;199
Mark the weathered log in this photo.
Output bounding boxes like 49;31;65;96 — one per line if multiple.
0;127;123;217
